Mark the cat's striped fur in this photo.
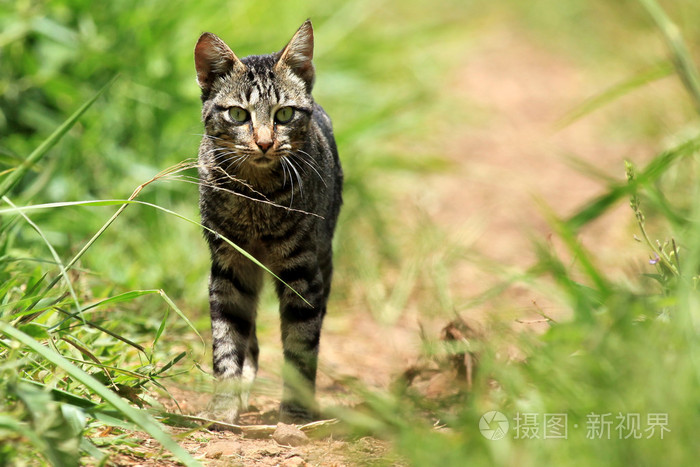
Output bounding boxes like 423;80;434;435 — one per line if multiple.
194;20;343;423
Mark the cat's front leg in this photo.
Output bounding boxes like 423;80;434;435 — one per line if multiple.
275;260;327;423
202;259;262;425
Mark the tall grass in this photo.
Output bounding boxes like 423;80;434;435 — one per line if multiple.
1;0;700;465
0;0;453;463
341;1;700;466
0;92;204;465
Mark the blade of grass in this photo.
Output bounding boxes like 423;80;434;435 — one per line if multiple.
83;290;165;312
20;380;142;431
639;0;700;114
0;77;117;198
0;199;312;307
60;335;116;389
0;321;201;467
7;158;313;314
79;438;107;464
557;62;674;129
151;303;169;356
57;358;151;380
156;289;204;346
0;415;46;456
540;200;610;309
51;289;203;350
2;195;84;323
567;135;700;231
51;307;147;355
156;351;187;376
3;294;67;320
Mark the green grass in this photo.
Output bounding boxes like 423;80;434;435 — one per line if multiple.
2;0;700;465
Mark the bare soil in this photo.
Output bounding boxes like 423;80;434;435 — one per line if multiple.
114;27;653;466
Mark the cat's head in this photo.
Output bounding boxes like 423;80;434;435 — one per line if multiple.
195;20;315;171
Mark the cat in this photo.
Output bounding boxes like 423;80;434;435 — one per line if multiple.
194;20;343;424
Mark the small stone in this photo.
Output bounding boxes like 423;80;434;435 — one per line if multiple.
280;455;308;467
272;423;309;447
203;440;240;458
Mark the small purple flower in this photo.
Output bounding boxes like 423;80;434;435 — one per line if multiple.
649;254;660;265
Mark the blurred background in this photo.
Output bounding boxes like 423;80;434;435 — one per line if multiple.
2;0;700;465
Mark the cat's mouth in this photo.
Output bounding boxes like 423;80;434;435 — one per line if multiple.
249;154;279;168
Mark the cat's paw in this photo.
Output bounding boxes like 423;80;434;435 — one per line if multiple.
279;401;319;424
197;410;240;431
198;405;240;431
198;390;247;430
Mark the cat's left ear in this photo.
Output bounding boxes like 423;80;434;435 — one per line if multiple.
195;32;245;95
276;20;315;89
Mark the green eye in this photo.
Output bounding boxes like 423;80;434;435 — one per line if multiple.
275;106;294;124
229;107;249;123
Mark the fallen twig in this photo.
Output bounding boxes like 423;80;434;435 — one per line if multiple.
166;413;339;437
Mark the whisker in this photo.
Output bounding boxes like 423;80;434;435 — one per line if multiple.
282;158;294;209
228;155;250;173
211;151;241;163
295;149;322;169
286;157;304;203
164;175;320;216
292;151;327;187
280;157;289;188
188;136;330;218
199;134;231;144
210;164;274;201
287;154;310;178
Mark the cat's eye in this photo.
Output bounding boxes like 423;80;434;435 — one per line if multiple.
228;107;249;123
274;107;294;124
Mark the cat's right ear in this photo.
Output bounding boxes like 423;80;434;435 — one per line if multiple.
194;33;244;94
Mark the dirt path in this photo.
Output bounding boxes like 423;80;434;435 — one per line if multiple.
423;28;644;328
135;28;649;466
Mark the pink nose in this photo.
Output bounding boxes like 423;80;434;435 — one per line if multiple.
257;139;273;153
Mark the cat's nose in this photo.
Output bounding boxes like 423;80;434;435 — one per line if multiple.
257;139;273;153
255;125;274;153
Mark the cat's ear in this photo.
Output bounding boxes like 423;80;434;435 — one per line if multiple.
276;20;315;89
194;32;244;94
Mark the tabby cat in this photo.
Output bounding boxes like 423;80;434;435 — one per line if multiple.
194;20;343;423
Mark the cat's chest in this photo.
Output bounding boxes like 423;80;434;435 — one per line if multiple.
207;190;294;238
